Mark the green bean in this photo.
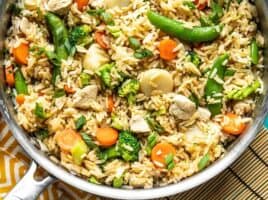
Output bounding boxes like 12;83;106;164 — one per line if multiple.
15;69;28;95
147;11;222;43
226;80;261;100
45;12;70;60
250;39;259;65
204;54;229;116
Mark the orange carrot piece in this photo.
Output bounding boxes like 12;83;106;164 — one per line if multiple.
194;0;207;10
107;95;114;113
12;42;29;65
16;94;25;105
222;113;247;135
75;0;89;11
55;129;82;152
96;127;118;147
5;66;15;87
159;39;177;61
95;32;110;49
151;142;176;168
64;85;76;94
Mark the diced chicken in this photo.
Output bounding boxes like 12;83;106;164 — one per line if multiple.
169;94;196;120
73;85;98;109
83;44;109;72
196;107;211;121
24;0;40;10
130;115;151;133
46;0;72;13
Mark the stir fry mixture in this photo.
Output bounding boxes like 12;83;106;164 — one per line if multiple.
4;0;264;188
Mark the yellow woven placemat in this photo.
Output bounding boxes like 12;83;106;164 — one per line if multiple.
0;116;267;200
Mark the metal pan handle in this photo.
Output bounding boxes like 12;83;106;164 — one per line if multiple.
4;161;55;200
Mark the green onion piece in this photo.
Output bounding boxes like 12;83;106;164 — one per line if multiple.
198;153;210;170
145;116;164;133
71;140;89;165
183;1;196;9
80;133;97;149
75;115;86;130
113;177;124;188
128;37;141;50
53;89;66;98
145;132;158;155
34;103;46;119
100;12;115;25
88;176;101;184
80;72;91;87
250;39;259;65
134;48;153;59
165;153;175;170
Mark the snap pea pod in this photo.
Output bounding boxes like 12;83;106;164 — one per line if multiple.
15;69;28;95
147;11;221;43
204;54;229;116
250;39;259;65
226;80;261;100
45;12;70;60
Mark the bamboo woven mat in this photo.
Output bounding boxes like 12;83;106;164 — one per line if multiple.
0;116;267;200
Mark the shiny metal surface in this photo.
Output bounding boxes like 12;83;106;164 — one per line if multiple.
4;162;55;200
0;0;267;199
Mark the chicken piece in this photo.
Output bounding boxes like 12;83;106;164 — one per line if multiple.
83;44;109;72
196;107;211;121
73;85;98;109
46;0;72;13
130;115;151;133
169;94;196;120
139;69;173;96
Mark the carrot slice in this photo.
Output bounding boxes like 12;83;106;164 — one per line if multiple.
5;66;15;87
12;42;29;65
222;113;247;135
95;32;110;49
194;0;207;10
96;127;118;147
107;95;114;113
159;39;177;61
64;85;76;94
16;94;25;105
74;0;89;11
151;142;176;168
55;129;82;152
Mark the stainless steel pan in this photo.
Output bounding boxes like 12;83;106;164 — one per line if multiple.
0;0;267;199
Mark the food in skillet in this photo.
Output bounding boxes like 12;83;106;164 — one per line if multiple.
3;0;264;188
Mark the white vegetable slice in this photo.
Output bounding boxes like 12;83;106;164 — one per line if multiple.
24;0;40;10
130;115;151;133
139;69;173;96
83;44;109;72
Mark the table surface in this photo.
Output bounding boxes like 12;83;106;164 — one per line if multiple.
0;116;267;200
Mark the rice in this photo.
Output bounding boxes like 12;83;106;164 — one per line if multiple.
4;0;264;188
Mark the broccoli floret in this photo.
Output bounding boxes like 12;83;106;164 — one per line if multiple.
118;79;140;104
117;131;141;162
69;25;92;47
97;63;124;89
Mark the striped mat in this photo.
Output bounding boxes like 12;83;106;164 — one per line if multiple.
0;116;267;200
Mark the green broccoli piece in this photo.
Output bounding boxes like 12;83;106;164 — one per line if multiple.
117;131;141;162
69;25;92;47
111;114;124;130
226;80;261;100
97;63;124;89
118;79;140;104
